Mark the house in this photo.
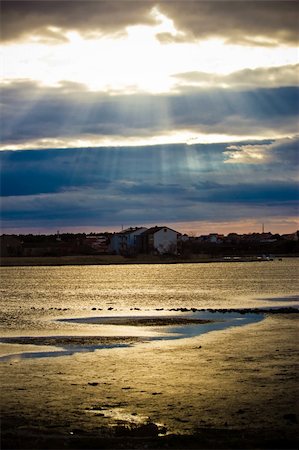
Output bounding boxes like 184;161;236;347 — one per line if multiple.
198;233;224;244
140;226;180;255
110;227;147;255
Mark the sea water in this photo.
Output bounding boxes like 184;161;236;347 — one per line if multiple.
1;259;298;335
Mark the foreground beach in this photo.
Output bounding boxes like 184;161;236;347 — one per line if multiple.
1;312;298;449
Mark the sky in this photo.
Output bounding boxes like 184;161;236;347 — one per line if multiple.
1;0;298;235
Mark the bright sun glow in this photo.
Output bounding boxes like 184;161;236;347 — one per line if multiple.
1;130;293;152
2;10;298;94
1;8;298;150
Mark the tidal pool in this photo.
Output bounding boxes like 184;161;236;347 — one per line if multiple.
0;311;264;361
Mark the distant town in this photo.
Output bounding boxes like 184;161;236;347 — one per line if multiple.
1;226;298;259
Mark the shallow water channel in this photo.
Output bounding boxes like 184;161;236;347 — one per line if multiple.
0;311;264;361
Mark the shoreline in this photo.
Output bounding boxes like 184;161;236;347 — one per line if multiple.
1;254;297;267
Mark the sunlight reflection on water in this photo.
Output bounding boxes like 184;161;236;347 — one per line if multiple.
1;259;298;335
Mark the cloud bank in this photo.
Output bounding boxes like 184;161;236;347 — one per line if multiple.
173;64;299;90
2;1;298;46
1;1;298;234
1;138;298;232
1;80;298;148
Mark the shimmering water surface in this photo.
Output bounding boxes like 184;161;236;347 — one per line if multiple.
1;259;298;336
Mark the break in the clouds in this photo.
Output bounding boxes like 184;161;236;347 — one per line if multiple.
2;1;298;46
1;1;298;233
224;137;299;165
1;1;155;43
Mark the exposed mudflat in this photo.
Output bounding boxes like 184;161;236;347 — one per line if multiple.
0;335;142;347
1;312;298;449
59;316;214;326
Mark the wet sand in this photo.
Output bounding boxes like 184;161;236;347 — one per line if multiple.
1;312;299;449
58;316;213;326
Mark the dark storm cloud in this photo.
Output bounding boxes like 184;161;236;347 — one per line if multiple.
2;1;298;46
1;140;298;229
190;182;299;204
159;1;299;46
1;1;155;43
1;81;298;145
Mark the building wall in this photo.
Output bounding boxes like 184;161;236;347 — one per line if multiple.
110;228;147;254
110;234;126;254
126;228;147;251
153;228;178;254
